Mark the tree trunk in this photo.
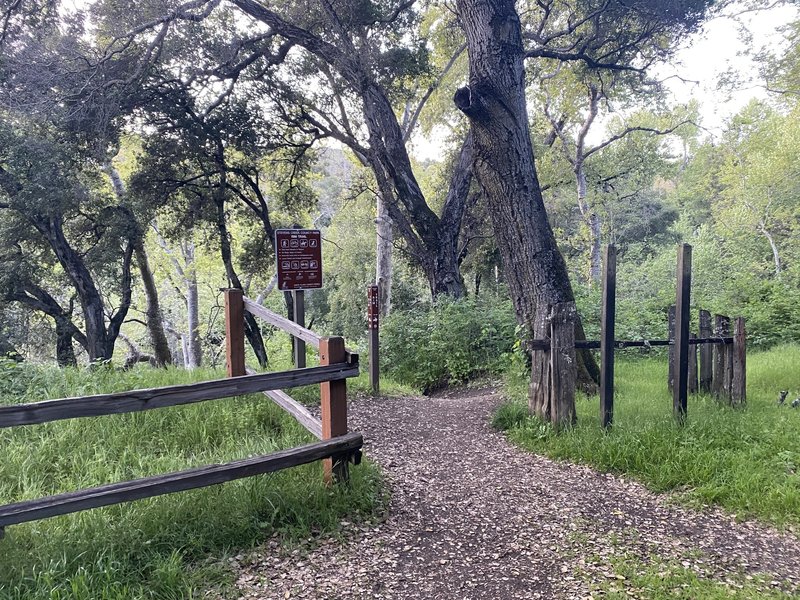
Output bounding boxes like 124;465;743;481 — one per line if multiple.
33;215;112;361
759;221;782;277
182;241;202;368
54;316;77;368
213;191;268;368
455;0;598;398
105;163;172;366
362;84;467;300
134;240;172;366
376;193;393;316
589;212;601;284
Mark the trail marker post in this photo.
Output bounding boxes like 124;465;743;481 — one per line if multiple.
368;284;380;396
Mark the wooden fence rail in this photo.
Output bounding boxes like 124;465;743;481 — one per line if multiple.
0;290;362;540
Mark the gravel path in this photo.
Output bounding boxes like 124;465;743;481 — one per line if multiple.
233;389;800;599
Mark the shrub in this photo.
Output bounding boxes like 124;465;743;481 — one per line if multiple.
380;296;517;392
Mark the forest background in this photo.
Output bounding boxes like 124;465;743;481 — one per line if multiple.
1;0;799;393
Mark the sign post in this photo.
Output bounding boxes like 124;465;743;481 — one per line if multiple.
368;284;380;395
276;229;323;368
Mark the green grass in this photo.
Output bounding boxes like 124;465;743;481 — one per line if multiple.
589;553;792;599
495;344;800;528
0;361;384;600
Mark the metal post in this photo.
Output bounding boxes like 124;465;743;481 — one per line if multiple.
673;244;692;422
368;284;380;396
600;245;616;428
293;290;306;368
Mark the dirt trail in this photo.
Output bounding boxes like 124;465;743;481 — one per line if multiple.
234;390;800;599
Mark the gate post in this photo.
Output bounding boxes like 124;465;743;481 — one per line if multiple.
673;243;692;422
368;285;380;396
600;245;616;429
224;288;246;377
732;317;746;407
320;337;349;484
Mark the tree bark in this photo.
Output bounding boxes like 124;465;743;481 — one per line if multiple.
134;239;173;366
212;189;269;368
759;220;782;277
455;0;598;396
376;193;393;316
54;316;77;368
105;163;173;366
182;241;202;368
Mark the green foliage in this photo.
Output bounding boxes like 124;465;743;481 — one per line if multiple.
498;346;800;528
381;296;517;392
0;365;383;599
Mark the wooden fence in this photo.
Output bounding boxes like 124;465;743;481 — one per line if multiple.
0;289;361;540
528;244;746;429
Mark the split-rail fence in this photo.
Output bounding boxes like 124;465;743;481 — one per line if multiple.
0;288;361;539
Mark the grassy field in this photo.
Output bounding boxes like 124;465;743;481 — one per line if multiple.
495;345;800;529
0;361;384;600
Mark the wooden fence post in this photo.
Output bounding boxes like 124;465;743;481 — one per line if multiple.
688;332;698;394
699;309;713;393
293;290;306;369
320;337;348;484
529;304;552;420
673;244;692;422
224;288;246;378
712;315;730;401
600;245;616;429
667;305;676;393
368;285;380;396
732;317;746;407
550;302;577;430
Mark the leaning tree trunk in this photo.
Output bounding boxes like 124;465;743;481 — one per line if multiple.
134;240;172;366
376;193;394;316
454;0;599;399
213;191;269;368
106;163;172;365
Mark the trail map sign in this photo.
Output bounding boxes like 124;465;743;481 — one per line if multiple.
276;229;323;291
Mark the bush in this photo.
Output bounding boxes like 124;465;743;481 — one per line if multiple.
381;296;517;392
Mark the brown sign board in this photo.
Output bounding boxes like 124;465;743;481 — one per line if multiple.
276;229;323;291
367;285;379;330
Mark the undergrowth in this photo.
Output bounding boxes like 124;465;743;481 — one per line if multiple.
495;345;800;529
0;362;384;600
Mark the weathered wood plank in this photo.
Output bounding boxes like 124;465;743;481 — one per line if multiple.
732;317;746;407
688;332;698;394
529;304;552;420
320;337;349;484
712;315;731;400
0;433;363;528
667;305;676;393
225;289;246;377
698;310;713;393
673;244;692;422
245;368;322;439
0;364;359;429
550;302;577;430
243;297;322;349
600;245;616;429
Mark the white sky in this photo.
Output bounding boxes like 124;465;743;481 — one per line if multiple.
658;2;799;137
